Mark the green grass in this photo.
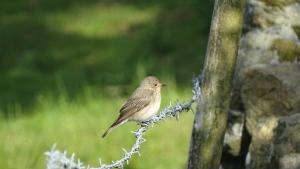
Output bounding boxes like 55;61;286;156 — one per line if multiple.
0;85;195;169
0;0;213;168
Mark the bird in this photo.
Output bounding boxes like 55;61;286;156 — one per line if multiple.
102;76;165;138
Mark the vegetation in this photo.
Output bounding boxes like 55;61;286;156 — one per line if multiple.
293;26;300;39
0;0;213;168
271;39;300;62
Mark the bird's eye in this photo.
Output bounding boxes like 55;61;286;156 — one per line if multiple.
154;84;158;86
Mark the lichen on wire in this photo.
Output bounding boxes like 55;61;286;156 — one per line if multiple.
45;75;202;169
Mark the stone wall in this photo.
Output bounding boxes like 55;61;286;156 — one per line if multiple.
222;0;300;169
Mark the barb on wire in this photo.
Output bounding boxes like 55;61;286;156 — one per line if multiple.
45;75;202;169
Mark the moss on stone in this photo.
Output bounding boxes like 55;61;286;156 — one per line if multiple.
252;14;275;28
271;39;300;62
259;0;296;7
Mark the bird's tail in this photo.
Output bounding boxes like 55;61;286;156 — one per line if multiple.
102;127;113;138
102;119;127;138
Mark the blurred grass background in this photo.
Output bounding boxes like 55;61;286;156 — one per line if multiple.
0;0;213;168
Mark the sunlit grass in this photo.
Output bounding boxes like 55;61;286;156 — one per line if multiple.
0;83;194;169
46;3;159;38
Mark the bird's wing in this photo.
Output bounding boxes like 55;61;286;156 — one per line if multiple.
117;88;153;122
101;88;153;138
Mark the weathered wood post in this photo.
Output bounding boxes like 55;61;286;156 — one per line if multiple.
187;0;246;169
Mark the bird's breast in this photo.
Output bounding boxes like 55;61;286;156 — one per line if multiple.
130;95;161;122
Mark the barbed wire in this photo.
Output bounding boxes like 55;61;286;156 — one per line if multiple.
45;75;202;169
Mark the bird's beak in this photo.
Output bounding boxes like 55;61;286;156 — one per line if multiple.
161;84;167;87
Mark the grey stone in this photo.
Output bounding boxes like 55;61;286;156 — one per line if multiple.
224;110;245;156
271;114;300;169
240;63;300;169
279;153;300;169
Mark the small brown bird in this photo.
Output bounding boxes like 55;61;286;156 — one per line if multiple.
102;76;165;138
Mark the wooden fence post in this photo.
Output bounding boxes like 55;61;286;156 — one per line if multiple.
187;0;246;169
